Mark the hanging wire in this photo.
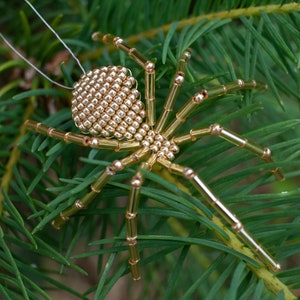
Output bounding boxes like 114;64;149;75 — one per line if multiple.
0;0;87;90
24;0;86;75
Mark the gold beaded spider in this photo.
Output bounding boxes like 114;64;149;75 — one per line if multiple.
23;32;285;280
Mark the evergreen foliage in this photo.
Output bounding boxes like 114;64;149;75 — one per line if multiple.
0;1;300;299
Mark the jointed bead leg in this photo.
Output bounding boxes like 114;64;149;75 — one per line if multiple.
163;79;267;139
92;32;156;126
155;50;191;133
52;167;113;229
125;154;157;280
24;120;140;151
157;157;281;272
52;148;150;229
126;173;143;280
173;124;284;181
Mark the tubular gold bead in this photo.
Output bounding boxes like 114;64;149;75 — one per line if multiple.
126;218;138;239
128;240;140;261
129;262;141;281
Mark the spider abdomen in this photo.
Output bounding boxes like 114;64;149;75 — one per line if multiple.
71;66;145;140
71;66;179;160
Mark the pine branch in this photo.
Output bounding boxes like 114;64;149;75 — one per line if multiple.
82;3;300;60
1;0;300;299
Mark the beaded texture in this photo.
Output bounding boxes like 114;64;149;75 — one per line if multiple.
72;66;144;140
71;66;179;160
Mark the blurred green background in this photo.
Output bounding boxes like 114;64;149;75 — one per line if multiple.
1;1;300;299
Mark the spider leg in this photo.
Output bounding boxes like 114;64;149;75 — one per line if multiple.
163;79;267;139
51;147;150;229
157;157;281;272
173;124;284;181
126;154;157;280
155;50;191;133
126;172;143;280
24;120;140;151
93;32;156;126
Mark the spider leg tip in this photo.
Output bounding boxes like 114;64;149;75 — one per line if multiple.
91;31;101;41
51;220;61;230
273;263;281;272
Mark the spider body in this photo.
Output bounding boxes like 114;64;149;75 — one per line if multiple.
71;66;179;160
24;33;284;281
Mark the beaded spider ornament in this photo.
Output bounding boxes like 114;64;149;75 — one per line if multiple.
24;32;283;280
2;0;284;281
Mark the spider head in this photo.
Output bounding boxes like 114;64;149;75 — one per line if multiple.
71;66;146;140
